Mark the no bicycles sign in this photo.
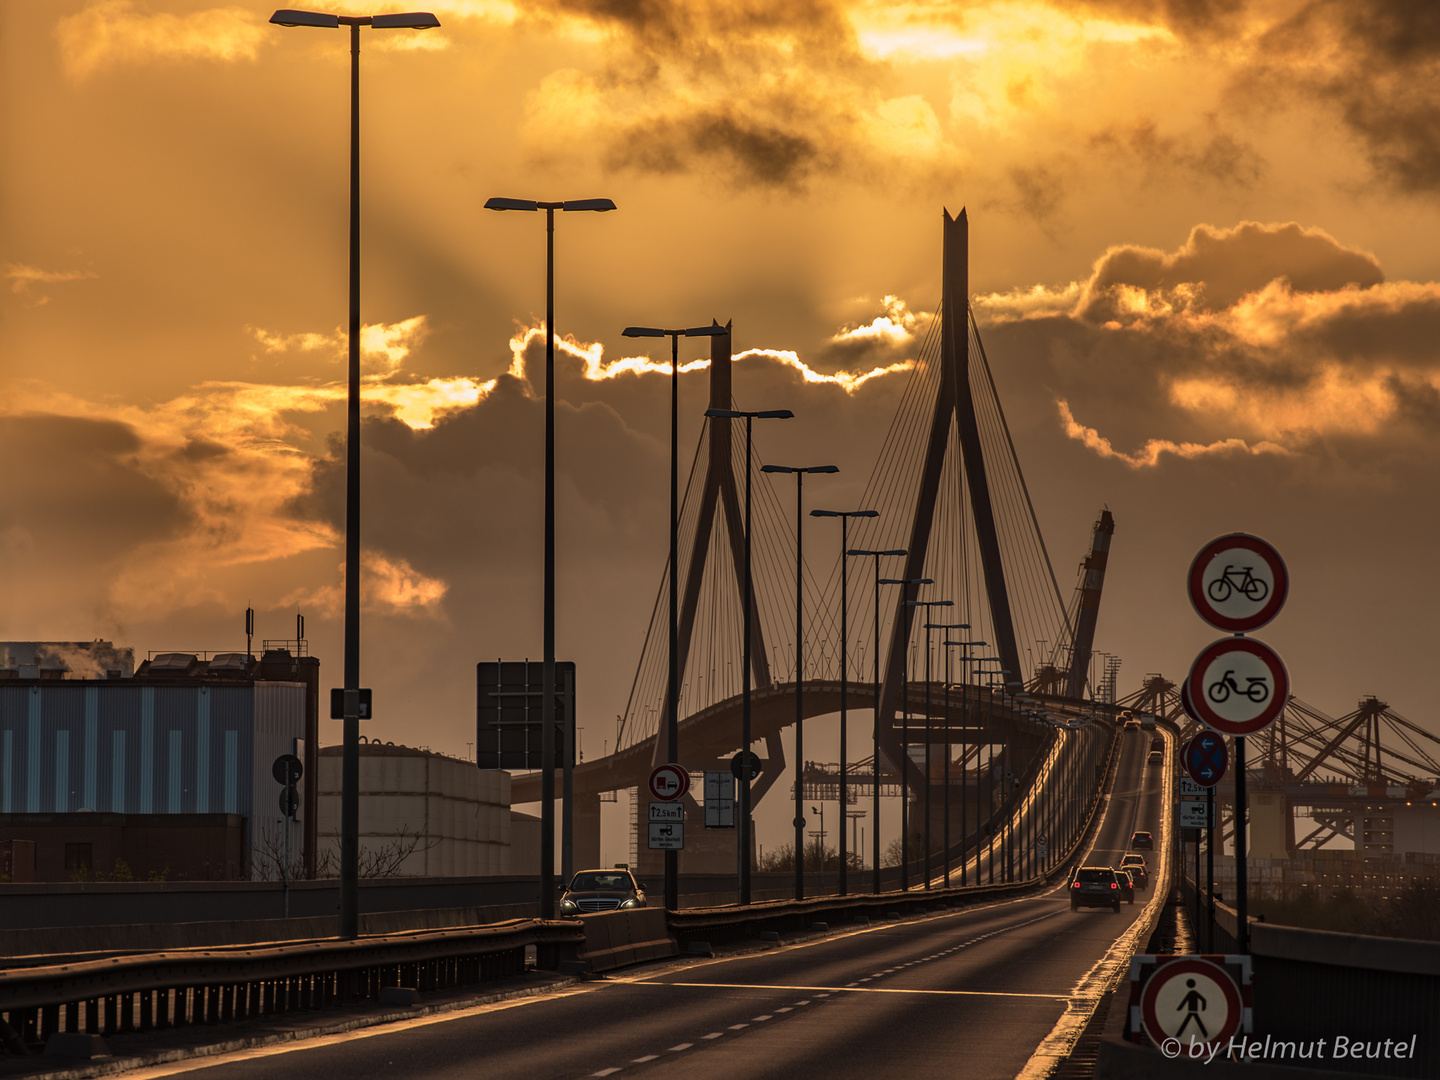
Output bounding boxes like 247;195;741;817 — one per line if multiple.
1187;533;1288;633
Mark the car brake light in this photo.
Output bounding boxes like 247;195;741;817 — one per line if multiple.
1110;883;1118;889
1072;882;1081;888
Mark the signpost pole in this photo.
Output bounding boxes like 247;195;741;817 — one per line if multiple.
1206;782;1216;951
1235;735;1248;953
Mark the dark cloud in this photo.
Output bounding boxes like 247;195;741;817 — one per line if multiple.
1076;221;1384;321
1248;0;1440;193
1088;117;1265;189
605;104;832;191
0;415;186;555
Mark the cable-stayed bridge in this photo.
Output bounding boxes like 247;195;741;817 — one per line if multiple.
511;210;1114;874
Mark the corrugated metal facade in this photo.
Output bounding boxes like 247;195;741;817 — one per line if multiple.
0;680;305;874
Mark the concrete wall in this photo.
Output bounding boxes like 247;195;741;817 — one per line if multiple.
316;743;511;876
0;812;245;881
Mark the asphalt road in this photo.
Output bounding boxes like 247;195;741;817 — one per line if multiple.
126;727;1166;1080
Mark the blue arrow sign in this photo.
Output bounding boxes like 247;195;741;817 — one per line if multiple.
1184;730;1228;787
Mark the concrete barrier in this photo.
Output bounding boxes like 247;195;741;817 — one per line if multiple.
579;908;677;973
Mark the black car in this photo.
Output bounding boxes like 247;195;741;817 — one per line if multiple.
558;868;647;916
1115;868;1137;903
1120;853;1149;889
1070;866;1124;911
1131;830;1154;850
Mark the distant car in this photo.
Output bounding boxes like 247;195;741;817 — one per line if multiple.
1147;749;1163;765
559;868;647;916
1071;866;1124;912
1124;719;1141;731
1117;710;1134;726
1150;735;1164;751
1131;830;1154;849
1115;868;1137;904
1120;853;1149;889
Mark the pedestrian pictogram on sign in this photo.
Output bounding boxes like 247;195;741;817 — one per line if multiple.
1135;956;1247;1048
1184;637;1289;737
648;764;690;802
1188;534;1288;633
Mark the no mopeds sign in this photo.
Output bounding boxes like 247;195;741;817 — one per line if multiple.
1188;533;1288;633
1184;637;1288;737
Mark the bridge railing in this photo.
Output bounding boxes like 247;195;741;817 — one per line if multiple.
0;919;583;1056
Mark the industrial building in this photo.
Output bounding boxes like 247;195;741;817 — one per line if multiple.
0;644;317;879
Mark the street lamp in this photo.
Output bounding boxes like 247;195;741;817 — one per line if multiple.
705;406;794;903
905;599;953;888
849;548;907;893
486;195;616;917
811;804;825;871
624;322;728;913
946;640;985;884
812;509;878;896
762;463;838;901
881;576;934;890
927;622;967;887
270;6;440;941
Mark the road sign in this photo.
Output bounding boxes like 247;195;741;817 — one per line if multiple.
1188;534;1288;633
329;688;373;720
1183;730;1229;787
1184;637;1289;737
649;801;684;822
648;763;690;802
475;661;575;769
647;821;684;850
1037;834;1048;846
1177;776;1204;799
1138;956;1245;1046
704;772;735;828
1177;800;1212;829
278;787;300;817
1037;843;1048;859
272;754;303;785
730;751;762;782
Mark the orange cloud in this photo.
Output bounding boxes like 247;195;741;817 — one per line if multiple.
1058;400;1289;467
55;2;266;82
281;551;448;618
504;320;915;394
5;263;97;305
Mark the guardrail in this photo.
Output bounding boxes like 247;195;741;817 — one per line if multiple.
0;919;583;1056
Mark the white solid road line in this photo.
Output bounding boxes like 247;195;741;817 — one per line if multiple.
629;981;1066;1000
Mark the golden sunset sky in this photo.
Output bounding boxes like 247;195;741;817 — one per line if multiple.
5;1;1440;831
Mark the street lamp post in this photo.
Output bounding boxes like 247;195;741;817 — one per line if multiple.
624;322;727;913
487;195;616;917
947;641;986;884
762;463;839;902
705;407;794;904
881;577;933;890
905;600;953;888
928;623;967;886
811;805;825;870
270;6;439;941
812;509;878;896
849;549;906;893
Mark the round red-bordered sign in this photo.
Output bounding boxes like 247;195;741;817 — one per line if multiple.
1182;730;1228;787
648;763;690;802
1185;637;1288;737
1187;534;1288;633
1178;679;1202;725
1140;956;1244;1046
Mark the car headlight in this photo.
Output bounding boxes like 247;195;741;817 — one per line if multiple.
560;898;578;912
620;898;639;909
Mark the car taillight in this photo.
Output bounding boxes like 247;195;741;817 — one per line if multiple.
1110;883;1118;889
1072;882;1081;888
